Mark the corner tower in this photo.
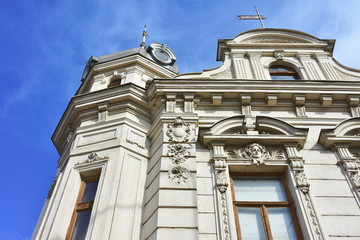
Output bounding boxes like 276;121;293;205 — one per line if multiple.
34;29;360;240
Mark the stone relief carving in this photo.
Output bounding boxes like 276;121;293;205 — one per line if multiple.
244;37;298;43
212;67;233;79
274;50;284;60
167;117;191;143
304;194;323;240
167;117;192;184
213;156;230;240
294;171;310;194
335;68;360;82
168;166;189;184
227;143;286;164
215;169;228;193
347;129;360;136
350;148;360;161
167;143;191;164
350;172;360;191
284;144;322;239
75;152;109;166
335;145;360;192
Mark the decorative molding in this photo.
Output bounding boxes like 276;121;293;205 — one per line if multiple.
283;143;322;239
168;165;189;184
304;194;323;240
126;139;145;149
212;152;230;240
226;143;286;164
167;117;193;184
220;190;230;240
167;117;191;143
75;152;109;166
294;170;310;194
273;50;284;61
167;143;191;164
334;144;360;192
244;37;298;43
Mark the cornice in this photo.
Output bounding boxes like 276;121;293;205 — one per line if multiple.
148;79;360;100
52;83;149;153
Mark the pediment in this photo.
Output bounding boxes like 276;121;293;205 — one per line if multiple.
199;116;308;147
319;117;360;148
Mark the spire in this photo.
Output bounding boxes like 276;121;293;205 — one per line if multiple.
140;25;149;48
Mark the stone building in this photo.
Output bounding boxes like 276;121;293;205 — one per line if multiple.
33;28;360;240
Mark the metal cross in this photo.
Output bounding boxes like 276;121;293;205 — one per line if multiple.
237;6;267;28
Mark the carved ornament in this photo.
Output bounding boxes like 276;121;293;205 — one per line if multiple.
227;143;286;164
167;144;191;164
168;166;189;184
167;117;191;143
75;152;109;166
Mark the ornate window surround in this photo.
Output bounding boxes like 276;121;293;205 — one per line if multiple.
319;117;360;196
69;152;109;239
199;115;324;240
264;57;305;80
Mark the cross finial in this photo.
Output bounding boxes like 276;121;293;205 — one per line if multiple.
237;6;267;28
140;25;149;48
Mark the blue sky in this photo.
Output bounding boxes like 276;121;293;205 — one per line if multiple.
1;0;360;239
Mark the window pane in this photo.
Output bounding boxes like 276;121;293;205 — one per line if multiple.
271;75;298;80
269;66;293;72
81;180;99;203
238;207;266;240
268;207;297;240
234;177;286;201
71;210;92;240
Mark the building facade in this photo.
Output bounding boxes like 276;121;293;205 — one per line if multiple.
33;29;360;240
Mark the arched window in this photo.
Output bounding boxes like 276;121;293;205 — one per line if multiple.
269;66;299;80
107;77;122;87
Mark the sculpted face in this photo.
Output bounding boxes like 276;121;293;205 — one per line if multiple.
251;145;262;158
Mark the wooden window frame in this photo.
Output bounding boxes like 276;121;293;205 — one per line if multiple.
66;176;99;240
231;173;303;240
269;66;299;80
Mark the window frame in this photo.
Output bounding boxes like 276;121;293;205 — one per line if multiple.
107;77;122;87
66;176;99;240
269;66;300;80
230;172;303;240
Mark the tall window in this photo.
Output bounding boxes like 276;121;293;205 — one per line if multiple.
66;177;99;240
269;66;299;80
231;174;302;240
